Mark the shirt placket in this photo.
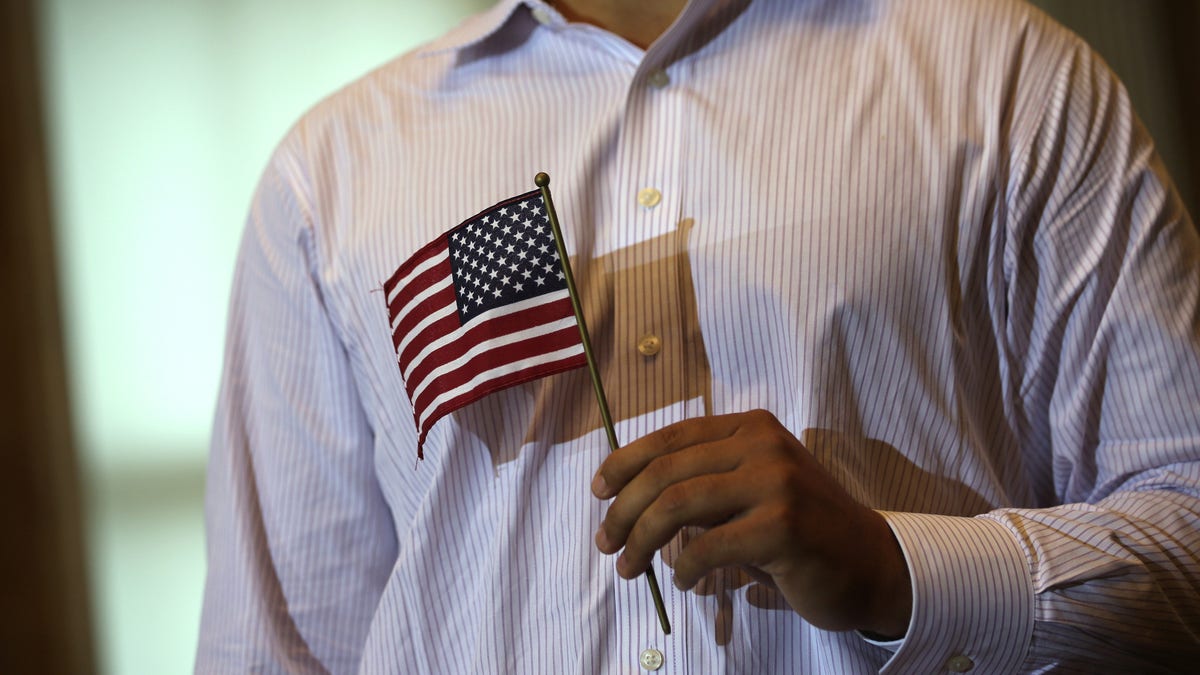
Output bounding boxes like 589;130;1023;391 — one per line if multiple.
606;55;711;675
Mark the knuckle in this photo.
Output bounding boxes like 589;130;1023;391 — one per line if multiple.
762;502;803;540
657;482;692;515
645;452;679;484
628;484;694;552
650;422;683;451
745;408;778;428
751;459;799;495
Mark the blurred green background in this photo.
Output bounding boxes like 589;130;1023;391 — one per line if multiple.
36;1;488;672
24;1;1197;673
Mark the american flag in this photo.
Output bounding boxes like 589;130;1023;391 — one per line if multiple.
384;189;587;458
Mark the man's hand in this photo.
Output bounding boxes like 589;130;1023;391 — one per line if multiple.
591;410;913;637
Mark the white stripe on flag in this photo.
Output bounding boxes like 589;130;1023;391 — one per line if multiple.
417;343;587;432
395;301;457;362
400;289;572;380
390;276;454;332
387;248;448;306
409;316;580;404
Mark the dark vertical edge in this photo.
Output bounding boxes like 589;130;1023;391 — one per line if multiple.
0;0;97;672
1160;0;1200;220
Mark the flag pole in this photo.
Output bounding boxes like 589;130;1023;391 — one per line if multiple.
535;172;672;636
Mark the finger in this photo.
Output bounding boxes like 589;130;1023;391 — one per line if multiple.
592;412;746;498
738;565;776;588
597;439;742;554
614;470;755;577
668;510;782;590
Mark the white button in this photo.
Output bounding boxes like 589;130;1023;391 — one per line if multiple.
648;69;670;89
637;187;662;208
945;654;974;672
637;334;662;357
639;648;664;671
532;6;553;25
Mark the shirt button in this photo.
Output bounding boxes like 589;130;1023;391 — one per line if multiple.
639;648;664;671
945;654;974;672
531;6;553;24
637;334;662;357
648;69;670;89
637;187;662;208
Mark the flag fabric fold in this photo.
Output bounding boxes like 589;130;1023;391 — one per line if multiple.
384;189;586;458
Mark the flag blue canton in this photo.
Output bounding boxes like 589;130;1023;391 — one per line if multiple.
447;192;568;324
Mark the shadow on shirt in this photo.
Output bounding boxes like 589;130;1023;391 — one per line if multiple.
452;221;994;647
456;218;714;462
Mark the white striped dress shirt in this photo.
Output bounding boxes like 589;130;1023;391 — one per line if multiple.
196;0;1200;672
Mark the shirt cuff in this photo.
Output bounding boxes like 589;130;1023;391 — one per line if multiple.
876;511;1034;674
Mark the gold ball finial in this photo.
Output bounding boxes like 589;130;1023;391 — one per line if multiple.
534;172;550;187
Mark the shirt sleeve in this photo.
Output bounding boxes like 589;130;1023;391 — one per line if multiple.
877;35;1200;674
194;142;397;674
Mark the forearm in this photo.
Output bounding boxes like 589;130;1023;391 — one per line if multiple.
878;466;1200;673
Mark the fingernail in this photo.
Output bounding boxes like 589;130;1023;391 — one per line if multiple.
594;527;613;552
616;552;630;577
591;472;610;498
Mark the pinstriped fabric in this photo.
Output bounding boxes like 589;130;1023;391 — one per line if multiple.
196;0;1200;673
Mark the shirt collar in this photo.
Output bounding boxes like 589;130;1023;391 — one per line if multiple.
417;0;749;62
416;0;534;59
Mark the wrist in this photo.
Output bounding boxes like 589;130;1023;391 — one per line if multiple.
863;510;913;638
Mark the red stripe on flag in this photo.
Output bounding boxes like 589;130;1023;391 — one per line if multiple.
413;350;588;456
383;188;586;459
384;235;449;297
391;285;457;353
409;324;584;413
388;256;455;319
396;310;459;364
400;296;577;392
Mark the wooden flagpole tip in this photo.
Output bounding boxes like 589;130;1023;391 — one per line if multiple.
534;172;550;188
